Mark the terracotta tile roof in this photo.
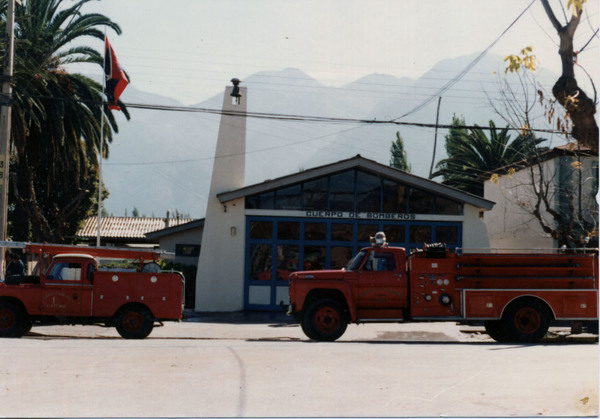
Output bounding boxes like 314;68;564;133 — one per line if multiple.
77;216;197;239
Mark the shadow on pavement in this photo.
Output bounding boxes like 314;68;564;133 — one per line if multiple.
184;310;294;326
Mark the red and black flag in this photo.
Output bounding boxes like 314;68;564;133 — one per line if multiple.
104;37;128;111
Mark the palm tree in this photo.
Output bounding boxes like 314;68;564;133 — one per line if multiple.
432;116;547;197
0;0;129;241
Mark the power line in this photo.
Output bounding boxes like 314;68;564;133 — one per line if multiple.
392;0;537;121
122;101;565;135
72;65;545;104
29;92;563;135
97;101;563;168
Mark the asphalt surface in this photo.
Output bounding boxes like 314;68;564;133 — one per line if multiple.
0;312;597;417
20;309;599;343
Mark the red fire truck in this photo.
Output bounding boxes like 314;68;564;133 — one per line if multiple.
0;242;184;339
288;232;598;343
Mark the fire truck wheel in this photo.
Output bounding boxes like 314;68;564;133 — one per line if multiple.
20;319;33;336
483;320;510;342
302;298;348;341
0;301;25;338
115;305;154;339
502;298;551;343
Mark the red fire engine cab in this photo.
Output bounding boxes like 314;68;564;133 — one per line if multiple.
0;242;184;339
288;232;598;343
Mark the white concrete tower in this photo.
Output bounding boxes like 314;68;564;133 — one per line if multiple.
195;83;247;311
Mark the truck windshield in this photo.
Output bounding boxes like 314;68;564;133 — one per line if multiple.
345;250;367;271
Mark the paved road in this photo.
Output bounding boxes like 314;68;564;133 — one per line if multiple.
0;315;597;417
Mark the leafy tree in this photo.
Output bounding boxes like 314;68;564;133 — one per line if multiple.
389;131;411;173
492;45;597;250
432;116;547;196
528;146;597;249
491;1;598;250
486;144;598;249
537;0;597;152
0;0;129;242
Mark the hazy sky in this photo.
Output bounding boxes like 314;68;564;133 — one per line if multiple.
78;0;599;106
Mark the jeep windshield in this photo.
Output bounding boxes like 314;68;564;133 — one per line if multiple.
345;250;367;271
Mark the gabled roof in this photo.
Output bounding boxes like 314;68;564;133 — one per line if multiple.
218;155;495;210
77;216;197;240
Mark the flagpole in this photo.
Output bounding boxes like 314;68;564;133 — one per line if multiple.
95;34;128;248
96;31;107;247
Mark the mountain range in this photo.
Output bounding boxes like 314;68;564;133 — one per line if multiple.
102;52;558;218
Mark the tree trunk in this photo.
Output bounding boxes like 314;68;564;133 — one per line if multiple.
541;0;598;153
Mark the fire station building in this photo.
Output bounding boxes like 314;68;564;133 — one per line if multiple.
194;86;495;312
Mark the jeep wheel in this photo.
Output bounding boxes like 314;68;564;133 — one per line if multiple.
302;299;347;341
115;306;154;339
0;301;25;338
501;298;551;343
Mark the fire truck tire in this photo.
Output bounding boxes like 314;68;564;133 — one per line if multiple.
501;298;551;343
0;301;26;338
483;320;510;342
302;298;348;341
20;319;33;336
115;305;154;339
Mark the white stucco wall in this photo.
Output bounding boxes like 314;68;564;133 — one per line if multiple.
156;227;203;266
195;86;247;311
484;160;557;249
195;197;246;311
483;154;599;249
461;205;491;249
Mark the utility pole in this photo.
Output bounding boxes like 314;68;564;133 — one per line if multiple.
0;0;17;274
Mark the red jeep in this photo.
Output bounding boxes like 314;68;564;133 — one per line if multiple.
0;243;184;339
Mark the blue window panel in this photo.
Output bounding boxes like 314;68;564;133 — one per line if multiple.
244;216;463;311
